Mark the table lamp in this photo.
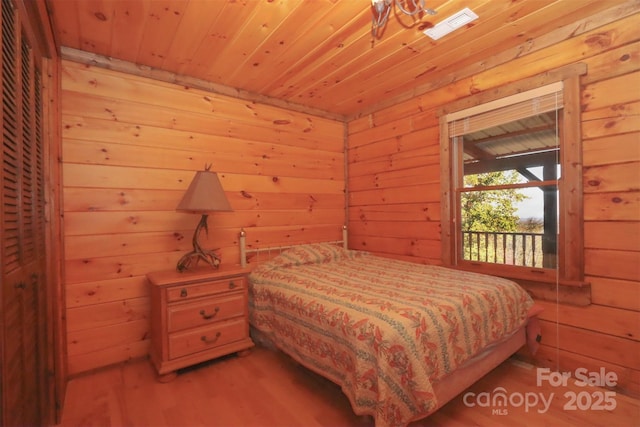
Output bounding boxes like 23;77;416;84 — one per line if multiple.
175;165;232;272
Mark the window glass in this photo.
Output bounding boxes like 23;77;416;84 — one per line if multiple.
455;111;561;270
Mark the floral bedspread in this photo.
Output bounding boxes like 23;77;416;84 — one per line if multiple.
248;244;534;427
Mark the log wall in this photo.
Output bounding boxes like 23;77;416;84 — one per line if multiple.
61;60;345;375
347;4;640;395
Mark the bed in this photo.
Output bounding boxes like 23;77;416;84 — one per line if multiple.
241;233;541;427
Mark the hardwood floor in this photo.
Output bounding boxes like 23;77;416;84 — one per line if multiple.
58;345;639;427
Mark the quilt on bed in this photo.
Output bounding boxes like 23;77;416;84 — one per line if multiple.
248;243;534;427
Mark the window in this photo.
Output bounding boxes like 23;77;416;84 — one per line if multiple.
440;70;584;286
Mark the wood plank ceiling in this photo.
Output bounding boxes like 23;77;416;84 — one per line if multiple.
45;0;620;120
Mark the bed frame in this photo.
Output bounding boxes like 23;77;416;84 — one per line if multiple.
238;227;536;424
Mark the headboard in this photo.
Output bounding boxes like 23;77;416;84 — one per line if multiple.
239;226;348;268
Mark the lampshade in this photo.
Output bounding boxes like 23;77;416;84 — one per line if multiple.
176;169;232;213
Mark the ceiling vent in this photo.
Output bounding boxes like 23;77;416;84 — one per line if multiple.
423;8;478;40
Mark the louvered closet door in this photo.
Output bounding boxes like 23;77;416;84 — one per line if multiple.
1;0;47;425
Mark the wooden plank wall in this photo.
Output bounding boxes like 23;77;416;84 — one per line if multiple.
60;60;345;375
347;4;640;396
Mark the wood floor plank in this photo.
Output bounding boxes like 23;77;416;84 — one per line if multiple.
57;345;640;427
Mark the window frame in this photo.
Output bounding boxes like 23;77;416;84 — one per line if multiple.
439;65;585;286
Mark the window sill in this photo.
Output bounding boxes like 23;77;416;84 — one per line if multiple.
452;262;591;306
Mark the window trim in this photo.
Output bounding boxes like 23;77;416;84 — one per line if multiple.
439;65;586;285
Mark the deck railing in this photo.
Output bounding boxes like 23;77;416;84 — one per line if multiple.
462;231;546;268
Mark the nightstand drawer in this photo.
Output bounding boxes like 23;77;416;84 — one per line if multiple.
166;277;245;302
168;294;245;332
168;318;246;360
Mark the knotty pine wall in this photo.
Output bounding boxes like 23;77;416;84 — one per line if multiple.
61;60;345;375
347;4;640;396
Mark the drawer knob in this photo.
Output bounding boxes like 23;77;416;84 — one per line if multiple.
201;332;221;344
199;307;220;320
228;281;237;289
180;288;188;298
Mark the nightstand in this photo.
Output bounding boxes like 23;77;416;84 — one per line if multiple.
147;265;254;382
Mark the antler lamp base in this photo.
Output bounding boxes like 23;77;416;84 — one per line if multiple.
176;214;221;272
